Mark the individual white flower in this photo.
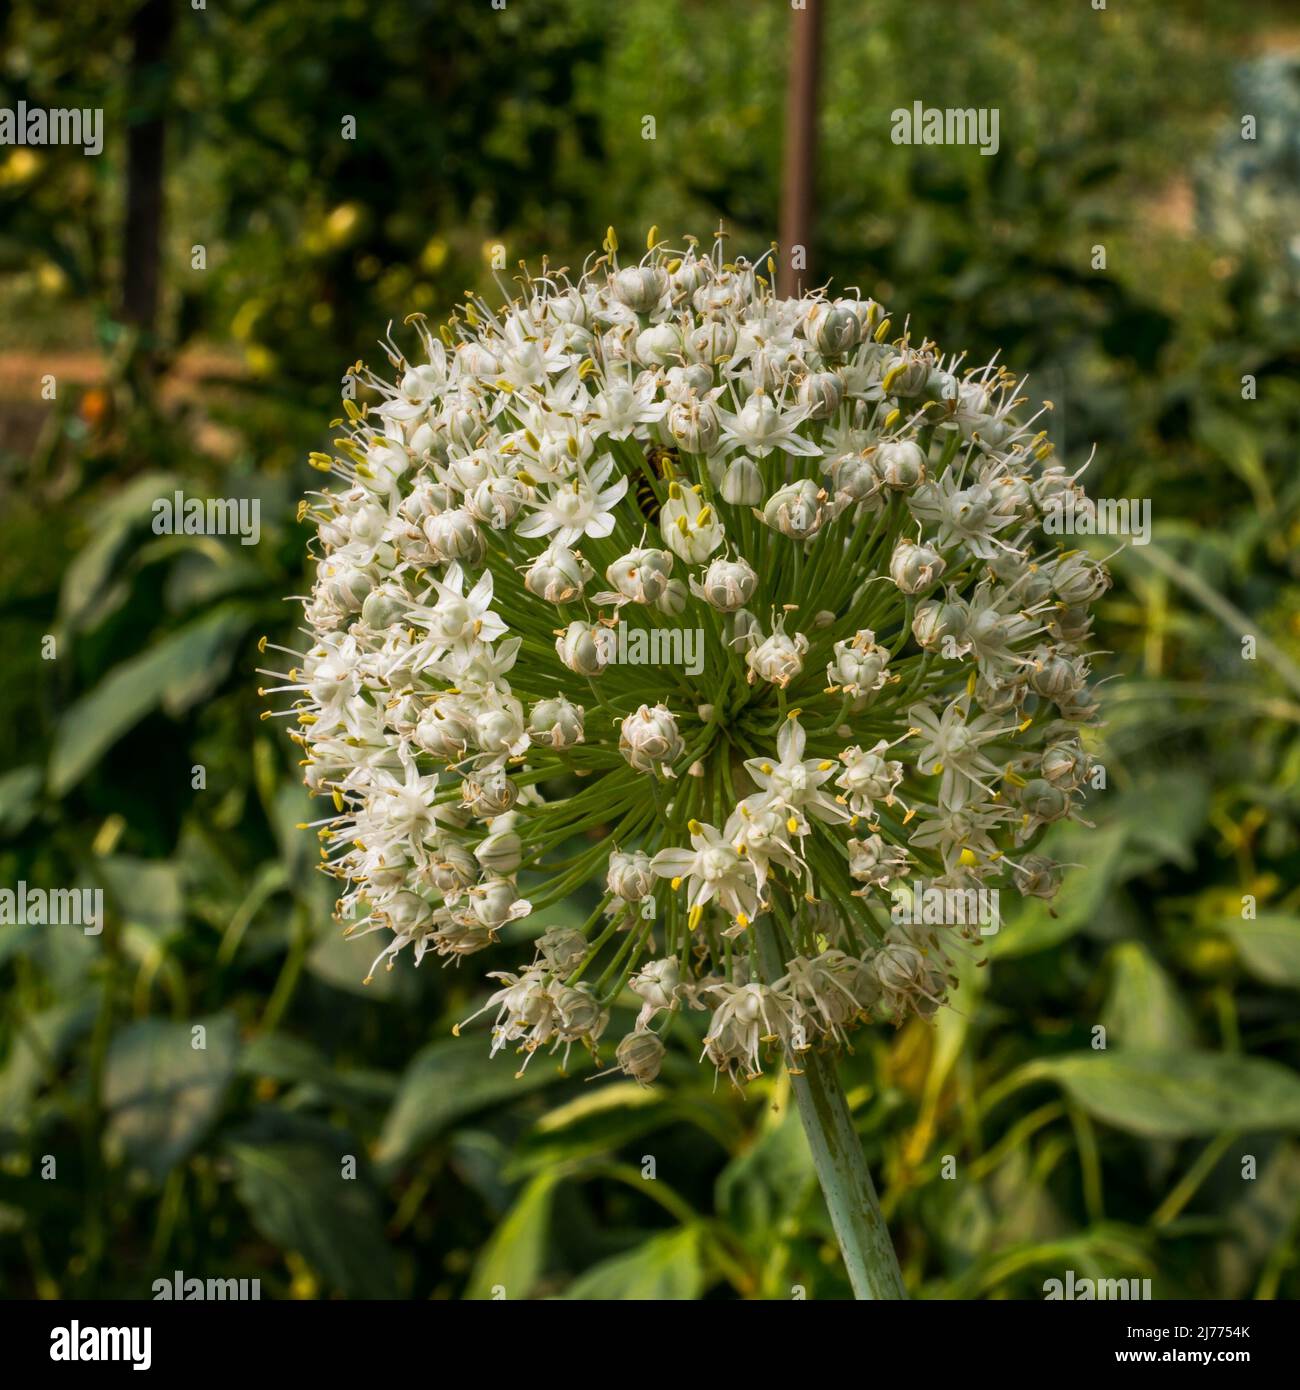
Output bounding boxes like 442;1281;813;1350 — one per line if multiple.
591;370;670;438
517;454;628;545
744;716;848;826
629;957;680;1026
701;982;793;1080
415;563;506;651
907;698;1014;808
836;742;906;819
847;834;910;890
660;482;724;562
652;820;761;931
716;390;820;458
745;620;809;687
826;630;891;704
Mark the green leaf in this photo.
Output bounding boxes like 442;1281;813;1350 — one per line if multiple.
0;765;42;836
465;1170;560;1300
239;1033;396;1110
1219;915;1300;988
375;1037;578;1170
0;1000;96;1123
226;1112;398;1298
508;1083;703;1176
97;857;184;937
1112;771;1210;874
562;1226;703;1300
305;922;415;1001
716;1098;813;1238
1021;1050;1300;1139
1101;942;1195;1050
58;471;178;630
103;1015;239;1180
49;604;253;795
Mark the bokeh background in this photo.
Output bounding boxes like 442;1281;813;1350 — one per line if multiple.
2;0;1299;1300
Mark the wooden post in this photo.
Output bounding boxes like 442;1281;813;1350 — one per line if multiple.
778;0;825;298
121;0;174;347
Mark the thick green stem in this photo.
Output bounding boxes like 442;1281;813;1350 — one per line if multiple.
757;918;907;1300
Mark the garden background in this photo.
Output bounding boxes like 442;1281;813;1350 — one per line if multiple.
1;0;1299;1300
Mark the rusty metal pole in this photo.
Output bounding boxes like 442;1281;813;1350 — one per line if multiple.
778;0;825;298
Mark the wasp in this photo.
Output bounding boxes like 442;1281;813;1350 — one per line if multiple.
635;444;679;525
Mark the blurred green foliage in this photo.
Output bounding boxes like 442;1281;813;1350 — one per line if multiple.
1;0;1298;1299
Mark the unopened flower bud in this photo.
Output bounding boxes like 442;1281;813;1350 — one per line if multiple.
608;849;655;902
656;578;688;616
720;455;763;505
528;695;585;749
889;538;946;595
475;827;523;874
424;508;486;564
612;265;667;313
874;440;927;490
537;926;588;973
556;620;611;676
692;556;758;612
525;544;589;603
797;370;844;420
619;704;685;776
667;396;721;454
762;479;827;540
606;547;674;605
616;1031;665;1085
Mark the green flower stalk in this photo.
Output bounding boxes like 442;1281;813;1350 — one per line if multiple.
264;227;1107;1294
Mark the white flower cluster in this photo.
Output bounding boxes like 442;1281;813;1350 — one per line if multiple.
266;228;1107;1086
